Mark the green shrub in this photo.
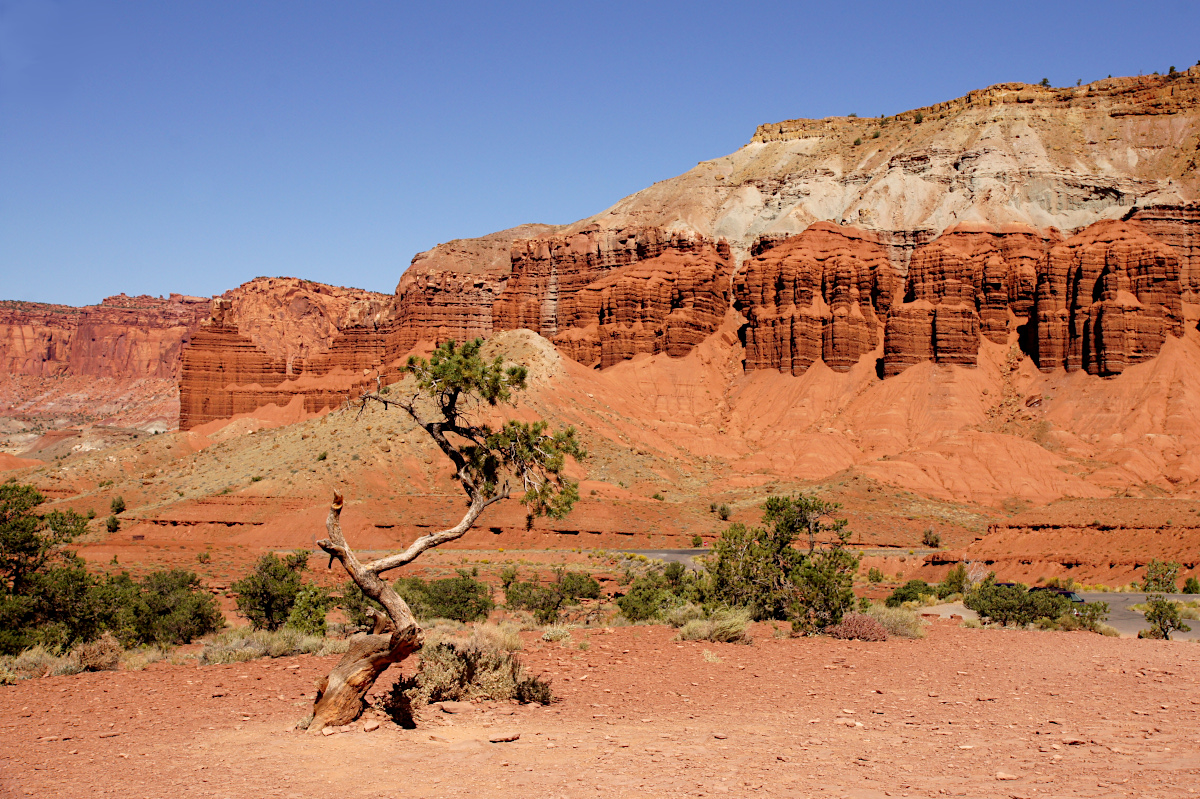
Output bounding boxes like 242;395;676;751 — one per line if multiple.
105;515;120;533
316;451;328;461
557;569;601;602
921;528;941;548
852;137;862;146
717;504;730;521
615;572;671;622
285;585;331;636
110;496;125;515
707;494;858;634
506;569;597;624
691;535;704;548
1142;560;1181;592
232;551;309;631
132;569;223;645
936;564;969;598
886;580;934;608
423;573;494;622
196;551;211;564
1184;576;1200;595
964;580;1071;626
396;572;494;623
1141;594;1192;640
867;567;884;583
914;111;924;123
652;492;664;501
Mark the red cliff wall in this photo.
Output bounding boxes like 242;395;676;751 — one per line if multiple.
1034;220;1184;375
882;224;1057;376
0;294;211;379
736;222;895;374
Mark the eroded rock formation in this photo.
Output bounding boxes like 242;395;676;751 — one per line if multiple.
0;294;210;378
736;223;894;374
551;242;732;368
1034;220;1184;375
882;224;1058;375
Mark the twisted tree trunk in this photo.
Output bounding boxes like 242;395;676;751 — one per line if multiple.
305;489;496;733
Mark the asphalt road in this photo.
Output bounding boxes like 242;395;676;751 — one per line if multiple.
1078;592;1200;640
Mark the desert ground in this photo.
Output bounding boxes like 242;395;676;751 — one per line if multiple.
2;619;1198;799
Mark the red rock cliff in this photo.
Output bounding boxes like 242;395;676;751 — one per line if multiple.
736;223;895;374
882;224;1059;376
177;279;394;430
1034;220;1184;375
0;294;211;379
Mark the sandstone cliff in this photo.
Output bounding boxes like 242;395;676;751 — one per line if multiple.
735;223;894;374
1034;220;1184;375
0;294;210;379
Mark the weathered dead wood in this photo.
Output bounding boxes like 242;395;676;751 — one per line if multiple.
306;488;495;732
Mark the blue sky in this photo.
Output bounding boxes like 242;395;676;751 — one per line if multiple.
2;1;1198;305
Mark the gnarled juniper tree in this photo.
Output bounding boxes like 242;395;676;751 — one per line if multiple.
307;339;583;731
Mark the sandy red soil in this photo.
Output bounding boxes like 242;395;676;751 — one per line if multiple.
2;621;1198;798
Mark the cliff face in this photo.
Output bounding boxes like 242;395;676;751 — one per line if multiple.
550;241;733;368
176;279;394;430
1034;220;1184;375
0;294;211;379
736;223;894;374
584;70;1199;258
881;224;1058;375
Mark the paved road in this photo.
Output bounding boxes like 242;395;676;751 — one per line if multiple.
1078;592;1200;640
619;549;708;569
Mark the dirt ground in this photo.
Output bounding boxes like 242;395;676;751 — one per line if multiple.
2;621;1198;799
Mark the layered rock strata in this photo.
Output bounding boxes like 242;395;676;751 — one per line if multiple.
0;294;210;378
1129;204;1200;301
736;223;895;374
881;224;1057;376
550;242;733;368
1034;220;1184;375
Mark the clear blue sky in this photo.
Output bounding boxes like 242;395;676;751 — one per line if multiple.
2;1;1198;306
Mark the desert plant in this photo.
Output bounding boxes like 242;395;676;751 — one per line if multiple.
914;111;924;123
308;338;582;731
199;627;348;665
691;535;703;548
676;607;751;643
105;515;120;533
936;564;969;598
665;602;706;628
1140;594;1191;640
652;492;664;501
541;625;571;642
316;451;328;461
964;580;1071;627
886;579;935;608
827;613;889;641
232;551;310;631
867;567;884;584
74;632;122;671
196;551;211;564
866;604;926;638
109;496;125;515
469;621;523;652
921;528;941;548
1184;576;1200;594
716;504;731;521
285;584;331;636
382;638;552;714
131;569;224;645
852;137;862;146
1141;560;1181;593
616;572;672;622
